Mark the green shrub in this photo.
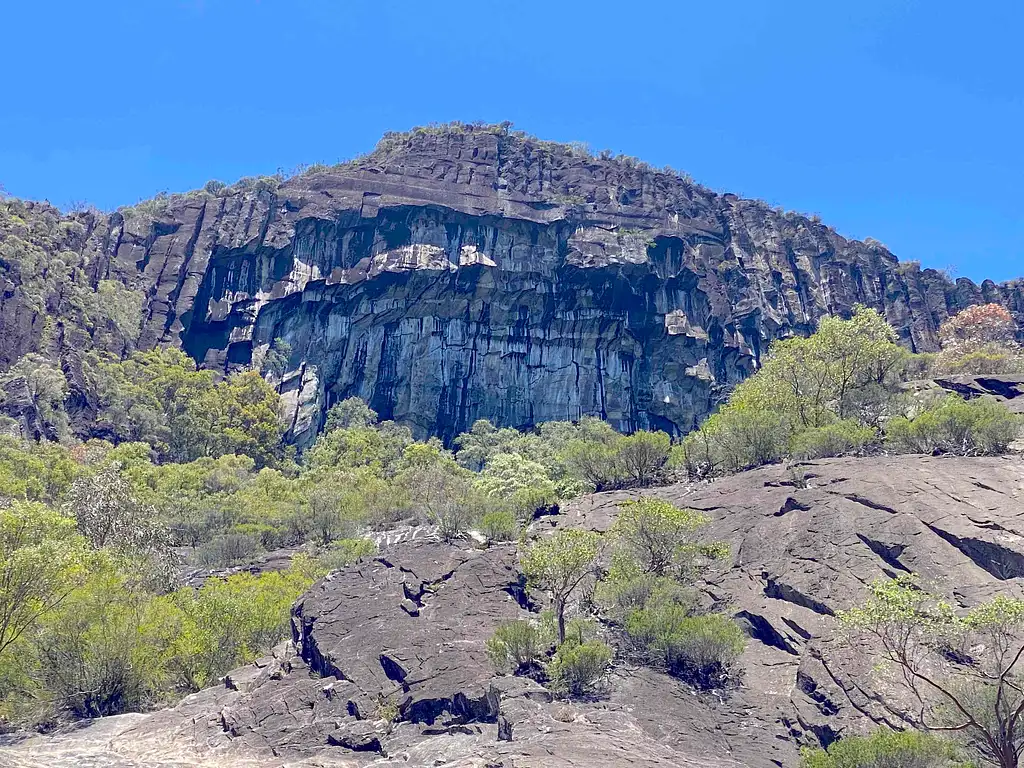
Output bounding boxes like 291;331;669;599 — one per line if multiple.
547;638;612;697
486;620;550;674
626;606;745;689
313;538;376;571
790;420;877;460
195;532;262;568
885;395;1021;456
800;728;964;768
480;509;519;541
475;452;557;518
610;496;726;579
596;559;692;622
615;430;671;486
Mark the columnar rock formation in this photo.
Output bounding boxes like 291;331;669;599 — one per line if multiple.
4;124;1023;443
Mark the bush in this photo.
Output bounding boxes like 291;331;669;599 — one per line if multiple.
885;395;1021;456
615;430;671;486
475;452;557;518
480;509;519;541
626;606;745;689
194;532;262;568
547;638;612;697
610;496;725;579
312;538;376;572
800;728;963;768
790;420;877;460
486;620;550;674
596;560;691;622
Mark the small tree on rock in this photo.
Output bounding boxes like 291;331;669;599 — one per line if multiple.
521;529;601;644
611;496;728;579
841;575;1024;768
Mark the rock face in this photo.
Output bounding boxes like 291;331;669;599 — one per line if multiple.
7;453;1024;768
3;124;1024;443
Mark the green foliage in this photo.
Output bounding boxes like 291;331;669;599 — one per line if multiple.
486;620;550;674
480;509;519;542
324;396;379;432
616;430;671;486
0;502;89;660
86;349;286;467
800;729;965;768
676;305;1020;476
790;420;878;460
0;435;81;503
475;452;557;519
547;638;612;697
610;496;727;579
158;567;312;691
626;606;745;689
841;575;1024;768
521;529;601;644
884;395;1021;456
309;538;377;572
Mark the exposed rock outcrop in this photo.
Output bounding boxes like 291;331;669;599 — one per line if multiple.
3;125;1023;443
7;454;1024;767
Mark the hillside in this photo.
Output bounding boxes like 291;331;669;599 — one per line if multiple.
5;454;1024;767
2;122;1022;446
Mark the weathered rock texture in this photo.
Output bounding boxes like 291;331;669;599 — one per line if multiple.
3;125;1023;442
7;454;1024;768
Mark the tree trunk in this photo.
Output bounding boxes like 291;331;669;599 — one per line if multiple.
554;597;566;645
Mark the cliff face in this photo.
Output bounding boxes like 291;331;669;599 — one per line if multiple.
3;125;1023;444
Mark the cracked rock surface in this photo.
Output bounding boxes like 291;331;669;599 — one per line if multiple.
5;454;1024;767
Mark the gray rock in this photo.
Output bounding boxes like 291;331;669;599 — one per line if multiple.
4;129;1023;445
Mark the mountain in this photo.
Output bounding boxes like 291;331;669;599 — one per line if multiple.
2;122;1022;445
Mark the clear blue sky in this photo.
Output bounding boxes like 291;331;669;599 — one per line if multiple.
2;1;1021;282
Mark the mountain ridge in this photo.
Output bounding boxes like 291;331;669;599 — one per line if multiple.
2;122;1022;445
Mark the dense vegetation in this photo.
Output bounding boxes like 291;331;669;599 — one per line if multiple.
674;305;1023;477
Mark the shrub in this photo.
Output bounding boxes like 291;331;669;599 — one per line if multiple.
626;606;745;689
521;529;601;644
611;496;726;579
615;430;671;486
561;438;623;491
596;560;692;622
547;639;612;697
480;509;519;541
800;728;963;768
313;538;376;572
789;420;877;460
475;452;557;518
486;620;550;674
885;395;1021;456
195;532;262;568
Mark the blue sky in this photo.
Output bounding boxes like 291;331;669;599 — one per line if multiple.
2;0;1021;282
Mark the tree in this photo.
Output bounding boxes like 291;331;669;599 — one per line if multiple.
324;396;378;433
936;304;1022;375
0;502;88;661
521;529;601;644
64;464;168;556
610;497;727;579
475;452;557;519
841;575;1024;768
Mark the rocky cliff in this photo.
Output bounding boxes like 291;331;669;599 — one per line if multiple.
3;123;1023;444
